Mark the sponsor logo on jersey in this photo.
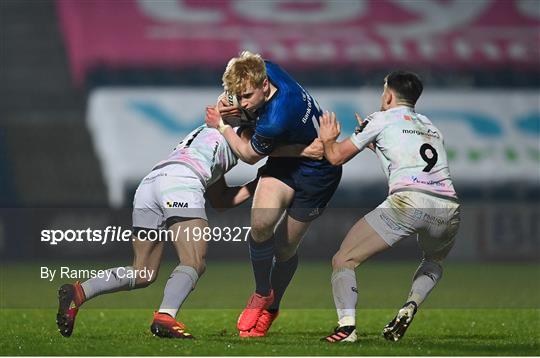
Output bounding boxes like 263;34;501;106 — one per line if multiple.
300;89;313;124
411;176;446;187
402;129;440;138
165;201;189;208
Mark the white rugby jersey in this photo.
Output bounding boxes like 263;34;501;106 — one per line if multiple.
350;106;457;199
154;125;238;187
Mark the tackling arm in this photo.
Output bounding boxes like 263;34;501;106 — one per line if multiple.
319;111;361;165
205;176;258;211
205;106;264;164
240;125;323;160
321;138;360;166
206;106;322;162
270;138;323;160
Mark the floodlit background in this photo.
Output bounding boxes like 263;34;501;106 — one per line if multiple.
0;1;539;355
0;0;538;274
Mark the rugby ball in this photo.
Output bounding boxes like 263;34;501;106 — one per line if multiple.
226;91;240;108
224;92;256;126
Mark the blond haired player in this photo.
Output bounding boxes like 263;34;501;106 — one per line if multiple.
206;51;342;337
56;117;323;339
319;71;460;343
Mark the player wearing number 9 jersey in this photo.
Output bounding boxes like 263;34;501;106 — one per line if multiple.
349;101;456;199
319;71;460;343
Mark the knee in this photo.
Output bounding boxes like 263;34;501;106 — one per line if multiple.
132;251;157;273
250;220;274;243
134;277;154;288
331;253;346;270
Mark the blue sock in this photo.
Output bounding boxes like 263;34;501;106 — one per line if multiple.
249;235;275;296
268;253;298;312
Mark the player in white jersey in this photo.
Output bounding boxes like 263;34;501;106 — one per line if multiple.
319;71;460;343
56;121;323;339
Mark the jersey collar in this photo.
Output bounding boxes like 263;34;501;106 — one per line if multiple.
387;105;415;113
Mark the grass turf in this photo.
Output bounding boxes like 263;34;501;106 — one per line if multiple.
1;308;538;355
1;261;539;355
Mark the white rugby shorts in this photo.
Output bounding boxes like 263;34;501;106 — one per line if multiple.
132;164;207;229
364;190;460;255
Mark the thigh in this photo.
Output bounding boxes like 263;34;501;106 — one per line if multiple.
132;173;164;230
336;218;390;268
252;175;295;209
363;193;418;247
251;175;295;231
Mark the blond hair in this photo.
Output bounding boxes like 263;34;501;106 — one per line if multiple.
222;51;266;95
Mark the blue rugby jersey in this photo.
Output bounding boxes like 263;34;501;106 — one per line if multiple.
251;61;323;158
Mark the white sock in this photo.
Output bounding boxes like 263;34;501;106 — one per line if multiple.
81;266;136;300
158;265;199;318
331;267;357;327
407;260;443;306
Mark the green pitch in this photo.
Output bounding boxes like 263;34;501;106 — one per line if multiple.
1;261;539;355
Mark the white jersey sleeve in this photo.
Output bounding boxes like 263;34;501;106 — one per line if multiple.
349;112;386;151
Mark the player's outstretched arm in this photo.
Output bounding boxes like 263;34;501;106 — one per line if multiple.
205;176;258;211
236;125;322;160
319;111;360;165
270;138;323;160
205;106;264;165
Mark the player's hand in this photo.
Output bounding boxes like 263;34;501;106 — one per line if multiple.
217;93;242;120
205;106;221;128
353;112;368;134
353;112;375;151
302;138;324;160
319;111;341;143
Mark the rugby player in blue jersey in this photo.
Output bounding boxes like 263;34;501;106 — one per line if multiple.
205;51;342;337
55;120;323;339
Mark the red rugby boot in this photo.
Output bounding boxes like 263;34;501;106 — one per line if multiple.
150;312;194;339
237;290;274;333
56;281;85;337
